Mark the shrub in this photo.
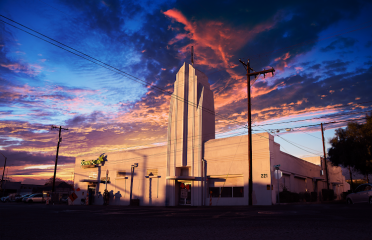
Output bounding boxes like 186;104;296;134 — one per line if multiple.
299;192;305;202
291;192;299;202
311;192;317;202
279;191;292;203
321;189;335;201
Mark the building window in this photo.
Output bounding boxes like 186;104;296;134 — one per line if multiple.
233;187;244;197
209;187;220;197
221;187;232;197
209;187;243;198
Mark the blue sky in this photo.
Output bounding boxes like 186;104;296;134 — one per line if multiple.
0;0;371;184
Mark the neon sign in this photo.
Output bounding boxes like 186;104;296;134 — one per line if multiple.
81;153;107;166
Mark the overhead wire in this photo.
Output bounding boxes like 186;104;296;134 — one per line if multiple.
0;15;248;127
263;116;369;132
2;14;371;134
253;107;372;127
1;15;371;161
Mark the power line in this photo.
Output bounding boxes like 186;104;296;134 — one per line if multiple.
255;125;321;156
0;15;252;129
2;15;371;133
254;107;372;127
300;131;322;140
2;15;371;163
263;116;368;132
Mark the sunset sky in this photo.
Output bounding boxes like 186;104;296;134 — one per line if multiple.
1;0;372;184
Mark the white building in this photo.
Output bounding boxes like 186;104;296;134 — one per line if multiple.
73;63;349;206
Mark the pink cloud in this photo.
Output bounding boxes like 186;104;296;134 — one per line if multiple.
1;62;43;76
163;9;276;70
163;8;279;114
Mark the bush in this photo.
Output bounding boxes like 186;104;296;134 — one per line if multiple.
291;192;299;202
311;192;317;202
322;189;335;201
279;190;300;203
279;190;292;203
299;192;305;202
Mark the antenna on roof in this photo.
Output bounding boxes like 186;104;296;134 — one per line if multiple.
191;46;194;66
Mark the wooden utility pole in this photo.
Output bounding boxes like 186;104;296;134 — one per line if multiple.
321;123;330;190
0;152;7;196
239;59;275;206
51;125;68;194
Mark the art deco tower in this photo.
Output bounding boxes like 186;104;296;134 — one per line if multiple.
166;62;215;205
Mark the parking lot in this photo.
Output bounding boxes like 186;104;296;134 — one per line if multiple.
0;202;371;240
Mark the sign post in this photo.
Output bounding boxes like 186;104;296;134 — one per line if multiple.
274;165;281;204
105;170;109;192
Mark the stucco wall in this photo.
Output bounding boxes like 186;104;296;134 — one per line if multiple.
74;145;167;206
204;133;272;205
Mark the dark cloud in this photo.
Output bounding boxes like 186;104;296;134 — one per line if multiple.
309;64;321;70
59;0;142;36
365;40;372;48
0;149;74;167
250;65;372;121
65;111;106;126
323;59;351;72
320;37;358;52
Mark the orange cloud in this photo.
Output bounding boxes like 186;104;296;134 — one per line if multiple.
163;9;275;70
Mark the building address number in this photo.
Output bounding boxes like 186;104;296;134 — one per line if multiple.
261;174;268;178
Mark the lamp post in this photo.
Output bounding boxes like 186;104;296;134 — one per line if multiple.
129;163;138;205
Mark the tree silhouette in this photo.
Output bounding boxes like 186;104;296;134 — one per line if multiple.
328;114;372;189
44;177;65;186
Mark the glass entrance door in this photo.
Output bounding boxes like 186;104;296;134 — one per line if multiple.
88;185;96;205
179;182;191;205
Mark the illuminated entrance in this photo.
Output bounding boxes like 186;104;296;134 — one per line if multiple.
178;181;191;205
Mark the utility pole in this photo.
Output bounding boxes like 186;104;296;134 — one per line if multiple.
239;59;275;206
321;123;330;190
51;125;68;194
0;152;7;196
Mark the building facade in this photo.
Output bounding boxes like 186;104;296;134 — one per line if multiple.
73;63;349;206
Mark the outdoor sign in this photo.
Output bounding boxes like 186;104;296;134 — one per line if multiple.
69;192;78;201
274;170;282;179
81;153;107;167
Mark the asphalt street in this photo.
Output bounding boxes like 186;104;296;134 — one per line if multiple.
0;202;371;240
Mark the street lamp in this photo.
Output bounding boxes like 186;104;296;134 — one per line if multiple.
129;163;138;205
